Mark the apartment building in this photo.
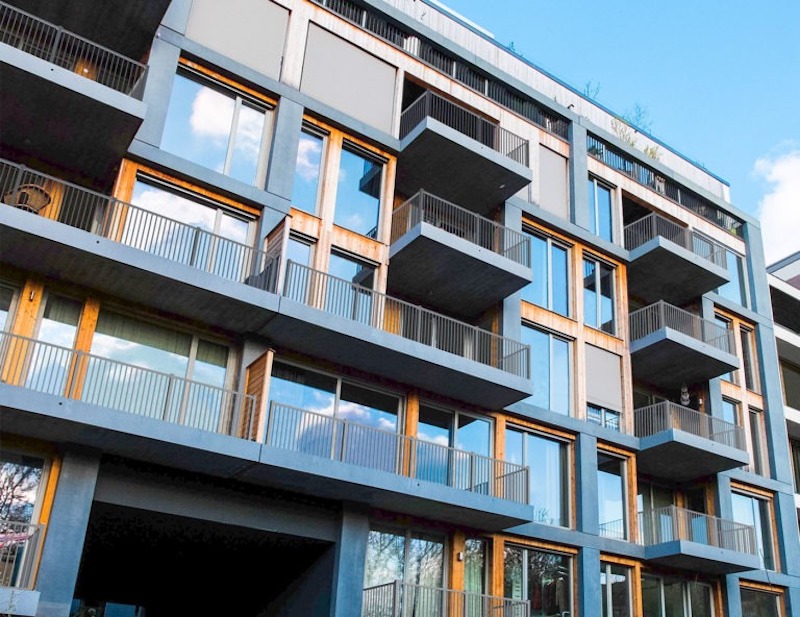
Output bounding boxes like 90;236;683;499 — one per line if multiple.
0;0;798;615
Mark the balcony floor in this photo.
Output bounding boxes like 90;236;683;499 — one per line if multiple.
396;119;532;216
628;237;729;305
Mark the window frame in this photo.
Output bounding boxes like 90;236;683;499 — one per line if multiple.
521;228;571;317
600;561;632;617
364;524;449;589
291;122;329;216
583;254;617;335
731;487;778;572
333;140;387;240
597;449;631;541
520;322;573;416
503;542;574;615
739;325;760;393
587;176;615;242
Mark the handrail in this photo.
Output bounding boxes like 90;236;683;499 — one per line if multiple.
588;134;742;236
400;90;530;166
624;212;727;268
639;505;757;554
266;402;529;503
391;190;531;266
362;580;531;617
0;158;280;292
0;1;147;97
634;401;746;450
281;261;530;378
0;331;257;438
0;520;44;589
629;301;735;354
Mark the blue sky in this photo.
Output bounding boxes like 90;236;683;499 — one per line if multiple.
439;0;800;264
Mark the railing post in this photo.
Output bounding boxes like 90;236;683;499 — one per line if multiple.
264;401;276;445
48;26;63;63
393;581;401;617
162;373;176;421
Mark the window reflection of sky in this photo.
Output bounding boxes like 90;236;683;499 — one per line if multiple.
334;148;381;237
292;131;323;214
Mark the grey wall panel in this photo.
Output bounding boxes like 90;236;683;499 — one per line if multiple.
585;344;623;411
185;0;288;80
539;145;569;220
301;23;396;134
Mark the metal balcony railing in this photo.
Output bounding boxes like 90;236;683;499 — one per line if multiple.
0;520;44;590
639;505;757;555
391;190;531;267
400;90;530;166
629;301;735;354
634;401;746;450
267;402;529;503
587;134;742;236
0;159;280;293
0;332;257;438
282;261;530;378
598;518;628;541
0;1;147;97
362;581;530;617
624;213;727;268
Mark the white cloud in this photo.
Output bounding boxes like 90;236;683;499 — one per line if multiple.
189;87;234;143
755;150;800;265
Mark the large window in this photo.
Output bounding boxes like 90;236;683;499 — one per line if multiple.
416;404;492;491
641;575;713;617
731;490;775;570
740;587;783;617
779;360;800;410
600;562;631;617
505;427;570;526
521;231;569;316
327;251;377;324
161;69;273;186
583;257;616;334
27;293;82;395
267;361;401;470
291;125;326;215
598;452;628;540
84;310;232;432
521;324;571;415
715;315;737;383
364;526;445;589
129;178;253;279
587;177;614;242
746;407;768;476
740;326;760;392
0;449;46;523
334;144;384;238
791;439;800;494
504;545;572;617
717;249;748;307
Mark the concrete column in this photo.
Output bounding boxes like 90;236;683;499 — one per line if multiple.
775;490;800;576
577;547;601;616
568;121;589;231
161;0;192;34
134;36;181;148
266;97;304;202
330;505;370;617
36;450;101;617
723;575;743;617
576;433;598;535
502;201;524;342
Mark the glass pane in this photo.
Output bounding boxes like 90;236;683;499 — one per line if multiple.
27;295;81;395
268;361;336;415
596;183;613;242
228;102;266;185
781;361;800;409
528;549;571;617
0;285;14;331
464;538;486;595
0;450;44;522
599;263;615;334
292;130;324;214
503;546;524;600
334;146;382;238
583;259;598;328
213;212;251;279
749;409;765;475
522;233;548;307
522;326;549;409
689;582;713;617
38;294;81;347
740;328;758;391
715;317;736;382
339;382;398;430
551;244;569;316
286;237;312;267
416;406;452;485
662;578;683;617
721;399;738;425
327;253;376;324
407;532;444;588
598;453;626;539
528;433;567;526
364;528;405;587
609;565;630;617
456;415;490;456
587;179;597;236
161;73;234;174
551;336;570;415
640;575;661;617
717;250;747;306
193;340;228;387
740;588;780;617
505;428;524;466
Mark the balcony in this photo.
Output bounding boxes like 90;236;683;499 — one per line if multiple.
635;402;750;481
272;262;532;408
387;190;531;319
0;158;282;333
624;213;730;305
362;581;530;617
396;90;532;215
629;302;739;389
639;505;760;574
0;520;43;616
0;2;148;185
239;402;533;529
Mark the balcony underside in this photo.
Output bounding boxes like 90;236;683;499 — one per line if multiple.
1;208;531;408
396;119;532;216
0;385;533;531
388;223;531;319
644;540;760;575
0;207;280;334
628;238;729;305
631;329;739;390
0;45;145;188
638;430;750;481
266;298;533;409
4;0;169;60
